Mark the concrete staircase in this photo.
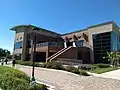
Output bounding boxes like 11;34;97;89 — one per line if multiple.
46;46;73;62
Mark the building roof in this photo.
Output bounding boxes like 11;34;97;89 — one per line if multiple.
62;21;115;36
10;24;61;37
87;21;114;28
10;21;116;36
62;29;87;36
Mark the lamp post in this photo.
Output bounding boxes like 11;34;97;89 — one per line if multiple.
30;27;39;83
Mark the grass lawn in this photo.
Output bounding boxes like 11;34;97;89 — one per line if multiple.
91;67;119;74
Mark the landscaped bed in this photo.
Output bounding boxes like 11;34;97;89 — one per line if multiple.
78;64;120;74
0;65;48;90
15;60;90;76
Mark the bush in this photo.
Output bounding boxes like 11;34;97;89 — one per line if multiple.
29;84;48;90
15;60;43;67
0;66;48;90
79;70;90;76
65;66;80;74
92;64;110;68
78;64;92;70
43;61;64;70
0;66;29;90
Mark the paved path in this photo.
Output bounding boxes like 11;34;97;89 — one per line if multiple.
99;69;120;80
88;69;120;80
11;65;120;90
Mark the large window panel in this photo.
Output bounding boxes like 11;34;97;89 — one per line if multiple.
15;41;23;49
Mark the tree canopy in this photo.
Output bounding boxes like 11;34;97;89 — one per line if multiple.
0;48;11;58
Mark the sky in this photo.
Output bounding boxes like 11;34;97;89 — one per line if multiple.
0;0;120;52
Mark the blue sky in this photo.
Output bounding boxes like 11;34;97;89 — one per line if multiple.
0;0;120;52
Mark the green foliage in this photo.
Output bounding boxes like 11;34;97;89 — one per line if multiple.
65;66;80;74
91;67;119;74
16;60;90;76
15;60;43;67
0;66;48;90
79;70;90;76
0;48;11;58
78;64;92;70
65;66;90;76
104;51;120;67
0;66;29;90
29;84;48;90
43;61;64;70
92;64;110;68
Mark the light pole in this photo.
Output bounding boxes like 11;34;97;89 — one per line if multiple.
30;27;39;83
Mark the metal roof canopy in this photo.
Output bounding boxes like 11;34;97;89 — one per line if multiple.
27;30;63;42
10;25;63;42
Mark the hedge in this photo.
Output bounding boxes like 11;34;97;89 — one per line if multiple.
0;66;47;90
15;60;43;67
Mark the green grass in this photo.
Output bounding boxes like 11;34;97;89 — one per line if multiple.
91;67;119;74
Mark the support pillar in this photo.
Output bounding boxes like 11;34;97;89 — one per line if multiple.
73;41;76;47
64;42;67;48
46;51;49;62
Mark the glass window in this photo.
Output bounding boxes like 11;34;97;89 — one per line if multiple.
15;41;23;49
16;38;18;41
20;37;22;40
118;36;120;42
76;40;84;47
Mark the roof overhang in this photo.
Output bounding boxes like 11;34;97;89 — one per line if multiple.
27;30;63;42
10;24;62;38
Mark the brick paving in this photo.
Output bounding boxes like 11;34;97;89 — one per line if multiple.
15;65;120;90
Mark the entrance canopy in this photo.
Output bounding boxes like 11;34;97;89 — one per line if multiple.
27;29;63;42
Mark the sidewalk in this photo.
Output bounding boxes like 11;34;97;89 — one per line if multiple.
1;63;120;90
87;69;120;80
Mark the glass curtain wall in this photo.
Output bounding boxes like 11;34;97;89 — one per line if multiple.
93;32;111;63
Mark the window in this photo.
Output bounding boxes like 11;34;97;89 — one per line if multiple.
16;38;18;41
15;41;23;49
118;36;120;42
76;40;84;47
20;37;22;40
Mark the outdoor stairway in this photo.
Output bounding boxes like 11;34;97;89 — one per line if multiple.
46;46;73;62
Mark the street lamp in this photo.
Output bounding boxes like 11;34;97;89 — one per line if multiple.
30;27;39;83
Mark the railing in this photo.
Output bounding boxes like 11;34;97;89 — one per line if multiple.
46;47;67;61
36;42;64;47
49;46;73;61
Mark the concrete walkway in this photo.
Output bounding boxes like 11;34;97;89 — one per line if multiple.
88;69;120;80
13;65;120;90
100;69;120;80
2;64;120;90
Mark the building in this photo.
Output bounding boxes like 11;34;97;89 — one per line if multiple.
10;21;120;64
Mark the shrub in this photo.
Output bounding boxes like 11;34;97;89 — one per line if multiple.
0;66;48;90
65;66;80;74
43;61;64;70
29;84;48;90
92;64;110;68
79;70;90;76
78;64;92;70
0;66;29;90
15;60;43;67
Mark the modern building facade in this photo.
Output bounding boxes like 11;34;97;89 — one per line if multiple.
10;21;120;64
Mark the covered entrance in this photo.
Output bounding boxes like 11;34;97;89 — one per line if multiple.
27;25;64;62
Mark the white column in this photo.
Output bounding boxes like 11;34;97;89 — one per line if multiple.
73;41;76;47
64;42;67;48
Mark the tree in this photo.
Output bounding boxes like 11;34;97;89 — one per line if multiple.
0;48;11;59
103;51;120;67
